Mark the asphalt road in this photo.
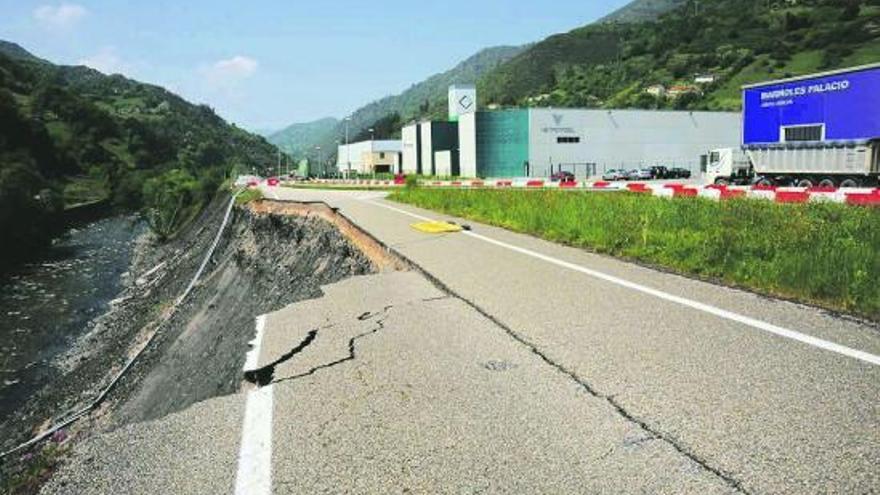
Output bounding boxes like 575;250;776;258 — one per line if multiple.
261;186;880;494
43;186;879;494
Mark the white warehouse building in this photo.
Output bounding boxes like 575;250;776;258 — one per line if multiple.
457;108;741;178
336;140;403;176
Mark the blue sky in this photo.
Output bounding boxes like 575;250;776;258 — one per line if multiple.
0;1;631;131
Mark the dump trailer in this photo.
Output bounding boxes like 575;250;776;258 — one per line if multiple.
715;63;880;187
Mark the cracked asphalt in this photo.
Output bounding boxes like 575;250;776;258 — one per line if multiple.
263;271;736;493
41;187;880;494
260;187;880;494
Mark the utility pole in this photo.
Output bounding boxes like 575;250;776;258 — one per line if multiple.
369;128;375;178
345;116;351;179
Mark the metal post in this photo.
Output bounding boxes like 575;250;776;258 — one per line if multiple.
369;128;375;178
345;117;351;178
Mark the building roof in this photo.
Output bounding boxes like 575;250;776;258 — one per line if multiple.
339;140;402;152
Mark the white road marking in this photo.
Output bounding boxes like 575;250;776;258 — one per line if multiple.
368;200;880;367
244;315;267;371
235;315;273;495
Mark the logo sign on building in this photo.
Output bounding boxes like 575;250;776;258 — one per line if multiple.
743;65;880;144
449;85;477;121
540;113;576;134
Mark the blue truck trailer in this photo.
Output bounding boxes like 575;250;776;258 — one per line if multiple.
707;63;880;187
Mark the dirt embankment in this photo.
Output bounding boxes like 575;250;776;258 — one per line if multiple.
112;198;398;425
2;194;399;457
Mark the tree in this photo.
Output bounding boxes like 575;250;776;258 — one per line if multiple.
142;169;199;240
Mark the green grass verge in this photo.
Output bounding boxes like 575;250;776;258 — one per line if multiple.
388;189;880;320
235;188;264;205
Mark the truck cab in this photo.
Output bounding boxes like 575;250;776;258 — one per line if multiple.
705;148;752;185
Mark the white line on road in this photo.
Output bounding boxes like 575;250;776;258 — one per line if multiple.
243;315;267;371
235;315;273;495
369;200;880;367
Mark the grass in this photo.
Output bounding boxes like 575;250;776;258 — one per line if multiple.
234;188;264;205
389;189;880;320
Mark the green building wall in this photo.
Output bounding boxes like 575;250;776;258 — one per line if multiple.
475;110;529;178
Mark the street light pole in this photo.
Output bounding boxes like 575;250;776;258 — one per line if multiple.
369;128;375;178
345;117;351;179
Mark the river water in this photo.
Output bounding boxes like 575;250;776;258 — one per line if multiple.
0;215;145;436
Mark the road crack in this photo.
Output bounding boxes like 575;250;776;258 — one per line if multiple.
402;258;751;494
244;329;319;386
271;306;393;386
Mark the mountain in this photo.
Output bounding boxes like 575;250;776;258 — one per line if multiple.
267;117;339;157
268;45;526;161
599;0;686;24
0;40;44;63
478;0;880;111
0;41;280;270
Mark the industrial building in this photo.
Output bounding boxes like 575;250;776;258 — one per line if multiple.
398;84;741;179
458;108;741;178
401;120;461;176
336;140;402;176
401;85;475;176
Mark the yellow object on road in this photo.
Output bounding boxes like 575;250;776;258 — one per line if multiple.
411;221;464;234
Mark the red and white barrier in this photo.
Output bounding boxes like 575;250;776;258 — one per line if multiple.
291;178;879;205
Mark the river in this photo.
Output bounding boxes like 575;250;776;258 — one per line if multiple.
0;215;145;443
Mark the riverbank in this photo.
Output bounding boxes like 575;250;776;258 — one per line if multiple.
0;215;146;445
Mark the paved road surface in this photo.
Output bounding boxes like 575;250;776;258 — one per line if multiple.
44;187;880;494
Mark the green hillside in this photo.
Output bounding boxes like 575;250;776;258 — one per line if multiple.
598;0;686;24
0;41;280;271
267;117;339;158
268;45;525;162
478;0;880;111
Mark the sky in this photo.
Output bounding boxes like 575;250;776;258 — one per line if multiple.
0;1;632;132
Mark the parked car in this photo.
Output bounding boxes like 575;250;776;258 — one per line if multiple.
649;166;670;179
267;177;280;186
628;169;653;181
602;169;628;181
550;171;576;183
670;167;692;179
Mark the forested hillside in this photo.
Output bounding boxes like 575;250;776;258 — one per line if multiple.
598;0;686;23
0;42;280;271
269;45;525;160
478;0;880;110
266;117;339;158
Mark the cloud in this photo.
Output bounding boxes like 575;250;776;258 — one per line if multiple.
78;47;129;75
33;3;88;30
201;55;259;90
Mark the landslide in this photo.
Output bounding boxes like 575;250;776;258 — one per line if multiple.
110;196;387;425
